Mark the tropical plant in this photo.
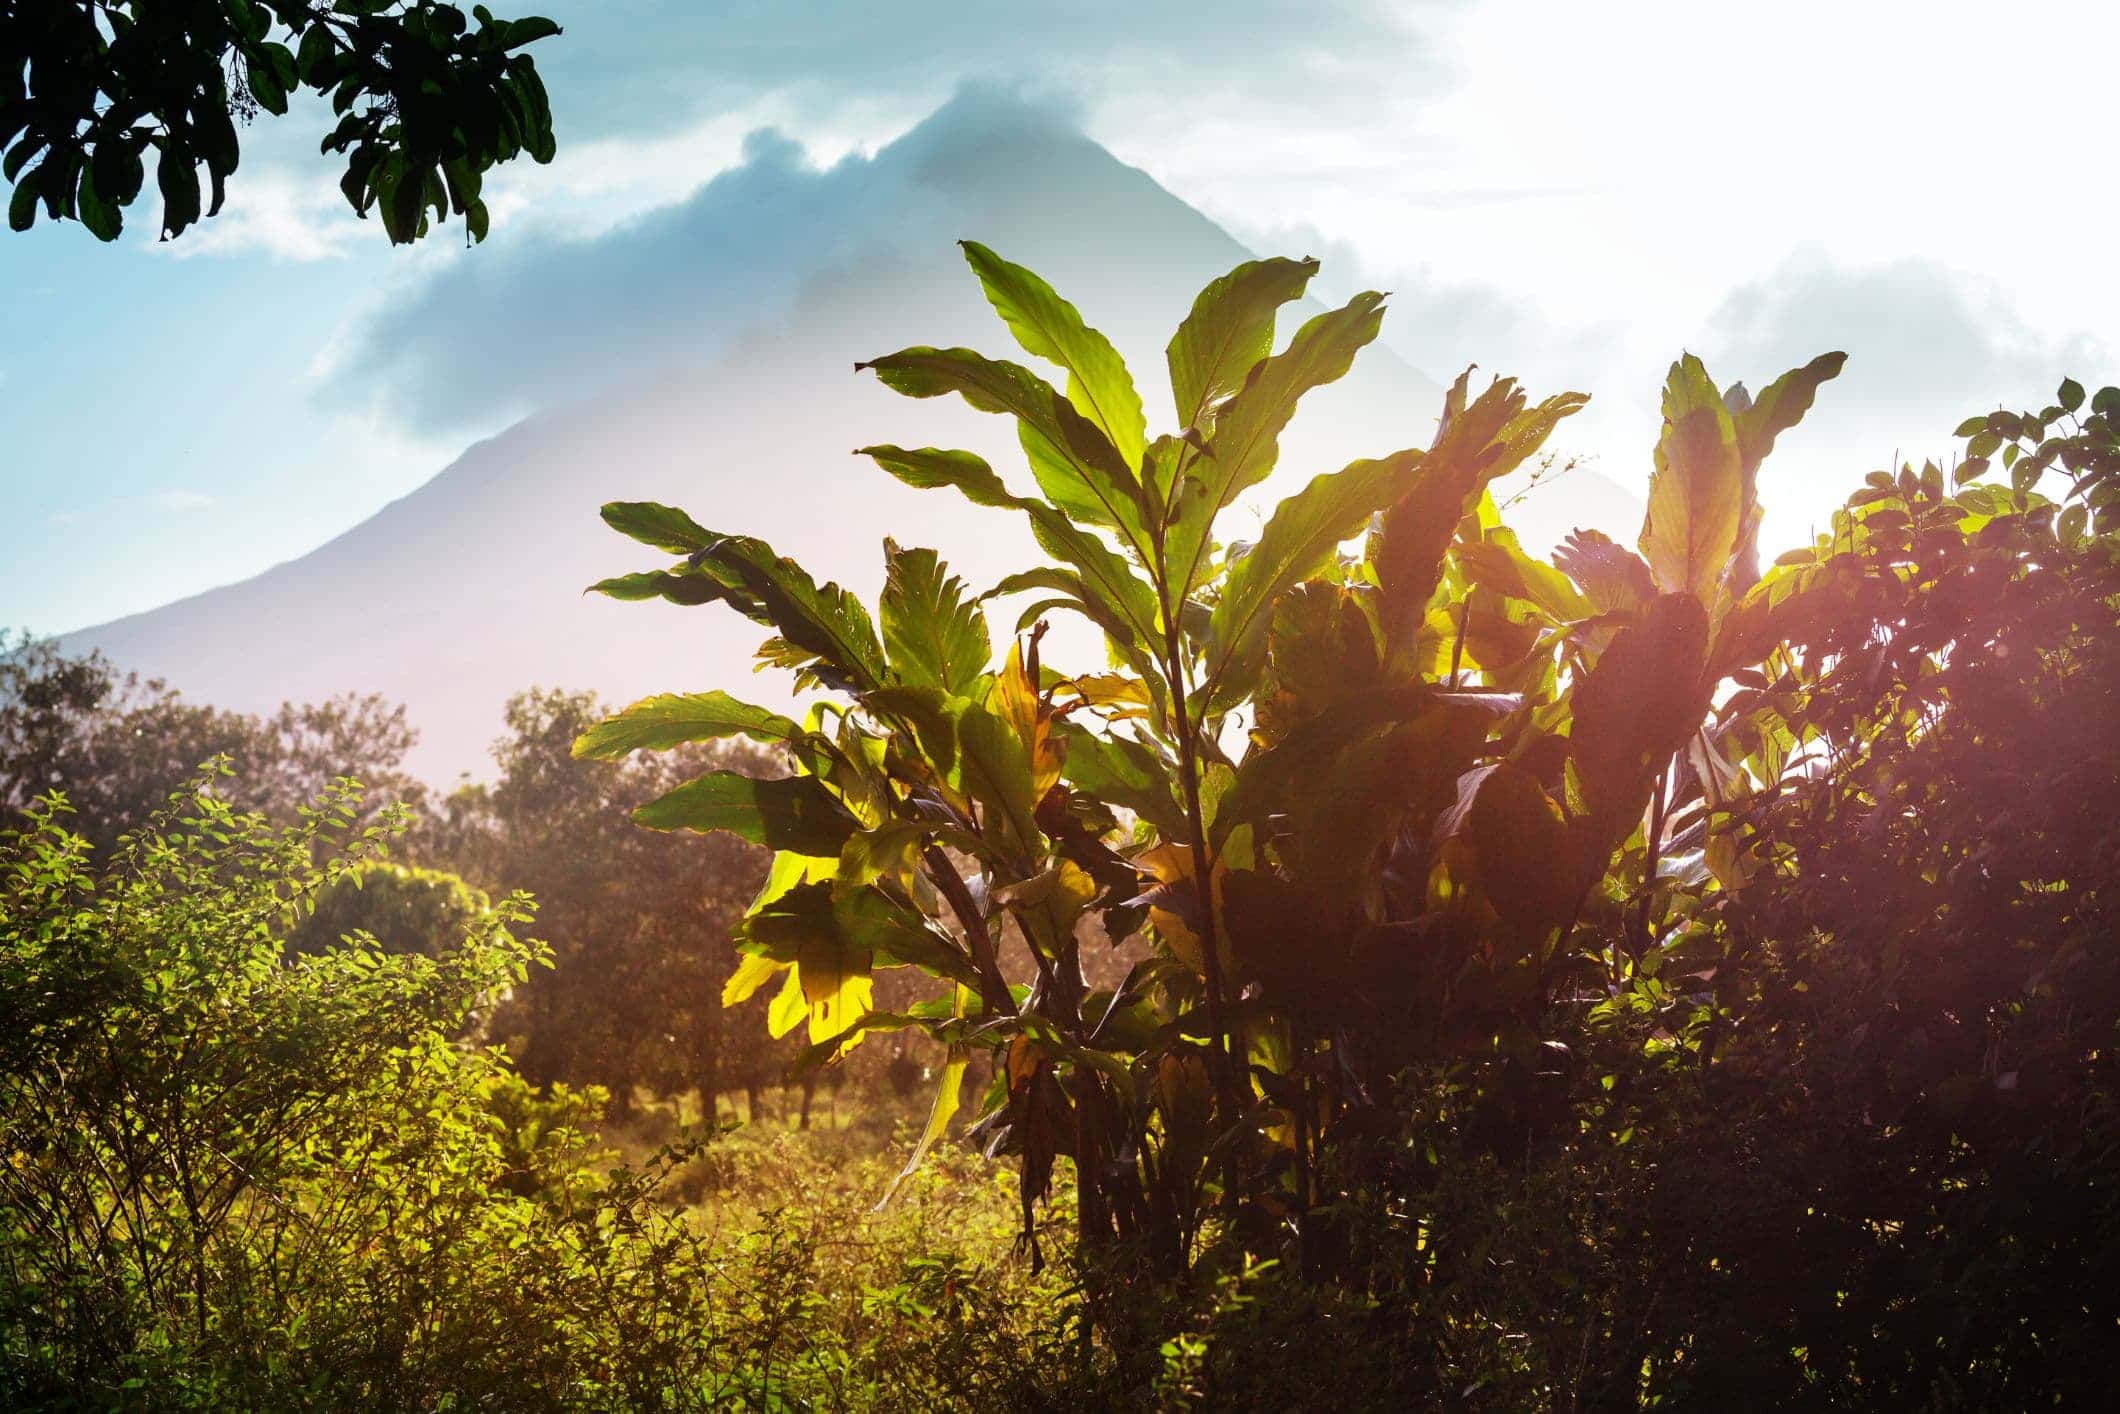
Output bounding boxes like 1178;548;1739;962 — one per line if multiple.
580;241;1852;1292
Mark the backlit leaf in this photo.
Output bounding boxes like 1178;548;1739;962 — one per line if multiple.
881;542;991;697
962;241;1146;468
633;771;860;856
1639;355;1744;601
572;691;806;759
1166;255;1320;432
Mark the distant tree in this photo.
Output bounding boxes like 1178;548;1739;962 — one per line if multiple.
0;633;425;853
416;687;779;1122
293;858;489;960
2;0;560;244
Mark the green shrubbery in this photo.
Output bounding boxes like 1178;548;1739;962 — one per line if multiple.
3;245;2117;1407
0;770;1060;1409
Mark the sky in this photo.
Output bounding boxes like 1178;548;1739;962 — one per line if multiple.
3;0;2114;637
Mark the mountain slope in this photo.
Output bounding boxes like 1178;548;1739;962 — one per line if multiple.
70;92;1637;782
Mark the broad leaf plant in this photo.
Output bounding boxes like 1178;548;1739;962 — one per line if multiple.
577;243;1848;1276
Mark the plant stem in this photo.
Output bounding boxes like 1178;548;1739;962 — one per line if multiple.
1162;624;1241;1120
922;847;1015;1017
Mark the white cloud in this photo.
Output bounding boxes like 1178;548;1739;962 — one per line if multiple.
158;166;362;262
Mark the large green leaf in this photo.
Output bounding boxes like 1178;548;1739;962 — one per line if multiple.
962;241;1146;470
633;771;860;856
1200;449;1422;709
881;542;991;697
857;346;1146;550
1055;722;1186;838
859;444;1024;509
572;691;807;760
1022;508;1163;651
1454;527;1592;623
695;535;889;695
1163;291;1388;602
1639;355;1744;601
739;880;981;991
1733;351;1847;477
1723;351;1847;593
946;698;1043;858
1166;255;1320;433
600;500;717;556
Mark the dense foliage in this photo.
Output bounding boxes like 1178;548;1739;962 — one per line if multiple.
2;0;559;243
4;244;2115;1406
581;245;2120;1403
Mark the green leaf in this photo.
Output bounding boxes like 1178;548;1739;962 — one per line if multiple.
633;771;860;856
881;542;991;697
2058;377;2085;413
859;445;1024;509
741;880;979;991
961;241;1146;470
246;55;290;115
877;1044;968;1208
696;535;889;695
1166;255;1320;433
1055;722;1185;838
858;346;1145;548
1724;351;1845;593
75;166;121;241
947;699;1043;858
572;691;806;760
836;820;928;896
1733;352;1845;475
1455;527;1592;622
1639;355;1744;601
7;167;39;232
584;569;730;606
157;150;202;237
600;501;715;555
1201;449;1422;708
1022;508;1164;653
1164;291;1388;603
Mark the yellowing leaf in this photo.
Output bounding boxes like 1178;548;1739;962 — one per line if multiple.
1639;355;1744;601
722;951;784;1008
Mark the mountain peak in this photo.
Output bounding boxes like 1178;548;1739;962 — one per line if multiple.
67;101;1630;782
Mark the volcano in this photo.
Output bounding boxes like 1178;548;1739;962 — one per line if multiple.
67;91;1639;781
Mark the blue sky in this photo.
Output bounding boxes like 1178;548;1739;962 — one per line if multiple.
4;0;2114;636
